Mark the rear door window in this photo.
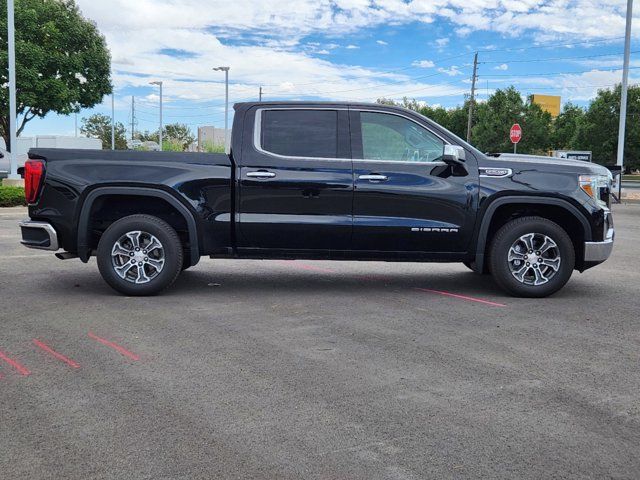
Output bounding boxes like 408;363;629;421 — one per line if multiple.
260;109;338;159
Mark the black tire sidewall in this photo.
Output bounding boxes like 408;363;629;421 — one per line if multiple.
490;217;575;298
97;215;183;296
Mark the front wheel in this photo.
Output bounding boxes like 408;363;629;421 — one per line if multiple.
97;215;183;296
489;216;575;298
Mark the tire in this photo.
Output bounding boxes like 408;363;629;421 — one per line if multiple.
97;214;183;296
489;216;575;298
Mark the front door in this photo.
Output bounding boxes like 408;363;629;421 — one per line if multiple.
237;107;353;252
350;109;477;254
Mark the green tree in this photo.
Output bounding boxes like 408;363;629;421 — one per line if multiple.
472;87;552;154
164;123;195;151
80;114;127;149
473;87;525;153
137;130;158;143
376;97;469;139
552;102;585;150
0;0;112;151
521;98;553;154
575;84;640;170
136;123;195;151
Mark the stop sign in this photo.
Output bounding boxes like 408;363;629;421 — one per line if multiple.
510;123;522;144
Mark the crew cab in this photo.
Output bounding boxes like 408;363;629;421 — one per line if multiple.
19;102;614;297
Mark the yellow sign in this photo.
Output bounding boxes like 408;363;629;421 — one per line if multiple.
532;94;561;117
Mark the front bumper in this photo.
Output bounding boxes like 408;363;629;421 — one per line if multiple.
584;210;614;263
19;220;59;251
584;238;613;262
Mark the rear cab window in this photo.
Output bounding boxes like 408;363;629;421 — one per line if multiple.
259;109;339;159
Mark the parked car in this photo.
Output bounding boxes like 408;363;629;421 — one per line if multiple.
18;102;614;297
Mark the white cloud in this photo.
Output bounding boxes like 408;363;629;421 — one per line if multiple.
316;49;331;55
487;68;639;102
26;0;640;136
437;66;463;76
494;63;508;71
412;60;435;68
376;40;389;45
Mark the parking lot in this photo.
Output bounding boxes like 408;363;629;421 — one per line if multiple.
1;204;639;479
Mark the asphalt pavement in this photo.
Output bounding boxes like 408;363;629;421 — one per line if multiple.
1;205;639;479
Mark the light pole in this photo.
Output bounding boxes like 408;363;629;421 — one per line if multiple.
616;0;633;170
213;67;230;151
111;93;115;150
6;0;19;180
150;81;163;151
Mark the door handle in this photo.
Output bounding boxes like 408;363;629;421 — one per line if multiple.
246;171;276;179
358;174;388;182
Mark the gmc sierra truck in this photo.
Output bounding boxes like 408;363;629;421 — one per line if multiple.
19;102;614;297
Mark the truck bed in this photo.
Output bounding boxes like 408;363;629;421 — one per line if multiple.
29;148;231;166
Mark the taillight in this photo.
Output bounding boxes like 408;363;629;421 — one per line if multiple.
24;159;45;204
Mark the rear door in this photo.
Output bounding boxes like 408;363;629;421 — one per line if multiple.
350;108;477;253
237;107;353;251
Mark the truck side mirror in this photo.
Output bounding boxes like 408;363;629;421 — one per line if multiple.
442;145;466;166
441;145;468;176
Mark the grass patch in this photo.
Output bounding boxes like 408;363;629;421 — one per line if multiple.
0;186;26;207
622;175;640;181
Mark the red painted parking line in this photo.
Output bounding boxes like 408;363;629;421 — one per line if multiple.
88;332;140;361
0;349;31;376
415;288;506;307
33;339;81;369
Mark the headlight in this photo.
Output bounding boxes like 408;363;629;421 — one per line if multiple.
579;174;610;207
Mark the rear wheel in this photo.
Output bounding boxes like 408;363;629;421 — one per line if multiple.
97;215;183;296
489;216;575;298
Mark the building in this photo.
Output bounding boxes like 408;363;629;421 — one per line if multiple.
197;126;228;151
1;135;101;175
531;94;561;118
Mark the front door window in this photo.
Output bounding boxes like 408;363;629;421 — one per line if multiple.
360;112;445;163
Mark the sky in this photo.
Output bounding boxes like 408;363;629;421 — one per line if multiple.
22;0;640;139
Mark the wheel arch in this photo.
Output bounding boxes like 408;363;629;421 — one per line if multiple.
77;187;200;267
474;196;592;273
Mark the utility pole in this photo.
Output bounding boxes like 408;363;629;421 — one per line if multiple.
131;96;135;141
466;51;479;144
616;0;633;170
259;86;263;101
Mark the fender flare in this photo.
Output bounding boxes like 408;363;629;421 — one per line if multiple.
77;186;200;267
474;196;592;272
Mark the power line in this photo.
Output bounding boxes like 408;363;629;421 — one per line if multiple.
477;36;626;54
482;65;640;78
482;50;640;65
256;51;474;90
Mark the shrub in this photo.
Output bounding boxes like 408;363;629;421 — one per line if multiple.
202;141;226;153
0;186;26;207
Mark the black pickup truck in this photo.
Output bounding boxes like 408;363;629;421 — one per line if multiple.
19;101;614;297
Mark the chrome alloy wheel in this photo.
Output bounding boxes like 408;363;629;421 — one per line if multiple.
110;230;165;284
507;233;561;286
